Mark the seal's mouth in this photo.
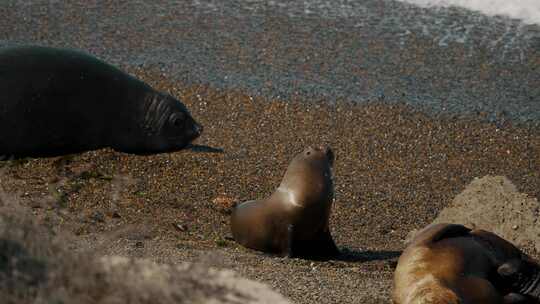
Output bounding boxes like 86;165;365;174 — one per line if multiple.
172;122;203;144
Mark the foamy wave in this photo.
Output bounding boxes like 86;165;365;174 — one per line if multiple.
397;0;540;25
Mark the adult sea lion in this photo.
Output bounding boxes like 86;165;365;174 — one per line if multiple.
230;146;339;259
393;223;540;304
0;45;202;158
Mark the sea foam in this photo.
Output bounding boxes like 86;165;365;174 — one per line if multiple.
397;0;540;25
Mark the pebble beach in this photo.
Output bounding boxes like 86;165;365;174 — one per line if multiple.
1;1;539;303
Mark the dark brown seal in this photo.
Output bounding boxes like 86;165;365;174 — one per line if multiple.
393;223;540;304
0;45;202;158
230;146;339;259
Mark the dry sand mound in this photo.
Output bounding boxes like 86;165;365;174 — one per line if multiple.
432;175;540;253
100;256;291;304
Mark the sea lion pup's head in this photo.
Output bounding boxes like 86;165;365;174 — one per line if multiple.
131;92;203;153
277;146;334;209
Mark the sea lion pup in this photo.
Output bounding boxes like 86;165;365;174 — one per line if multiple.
393;223;540;304
0;45;202;158
230;146;339;259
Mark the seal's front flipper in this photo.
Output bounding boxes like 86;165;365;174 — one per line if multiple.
410;223;472;246
275;224;295;258
314;228;340;259
317;228;341;258
285;224;294;258
290;228;339;260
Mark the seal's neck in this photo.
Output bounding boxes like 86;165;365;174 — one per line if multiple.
141;92;171;136
275;186;302;208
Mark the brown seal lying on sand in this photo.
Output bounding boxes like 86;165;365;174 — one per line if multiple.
0;45;202;158
393;223;540;304
230;146;339;259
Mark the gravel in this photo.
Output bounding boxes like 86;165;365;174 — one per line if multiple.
0;1;539;303
433;175;540;254
0;69;539;303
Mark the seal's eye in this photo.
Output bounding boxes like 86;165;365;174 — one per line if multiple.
306;151;311;156
169;113;185;128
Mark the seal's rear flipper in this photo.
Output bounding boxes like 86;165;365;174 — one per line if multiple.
410;223;472;246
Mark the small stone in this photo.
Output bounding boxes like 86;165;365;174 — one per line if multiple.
29;201;42;208
212;195;238;213
173;223;187;232
74;226;85;236
89;211;105;223
135;241;144;248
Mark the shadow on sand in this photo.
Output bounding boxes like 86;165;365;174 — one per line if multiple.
334;248;402;263
188;144;224;153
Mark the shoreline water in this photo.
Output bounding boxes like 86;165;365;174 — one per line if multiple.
396;0;540;25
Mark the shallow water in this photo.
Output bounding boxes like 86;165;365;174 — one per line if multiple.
1;0;539;125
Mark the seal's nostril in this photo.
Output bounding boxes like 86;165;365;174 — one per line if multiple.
195;124;203;135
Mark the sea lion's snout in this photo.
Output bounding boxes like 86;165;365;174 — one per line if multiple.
304;146;334;166
183;121;203;142
322;146;334;166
